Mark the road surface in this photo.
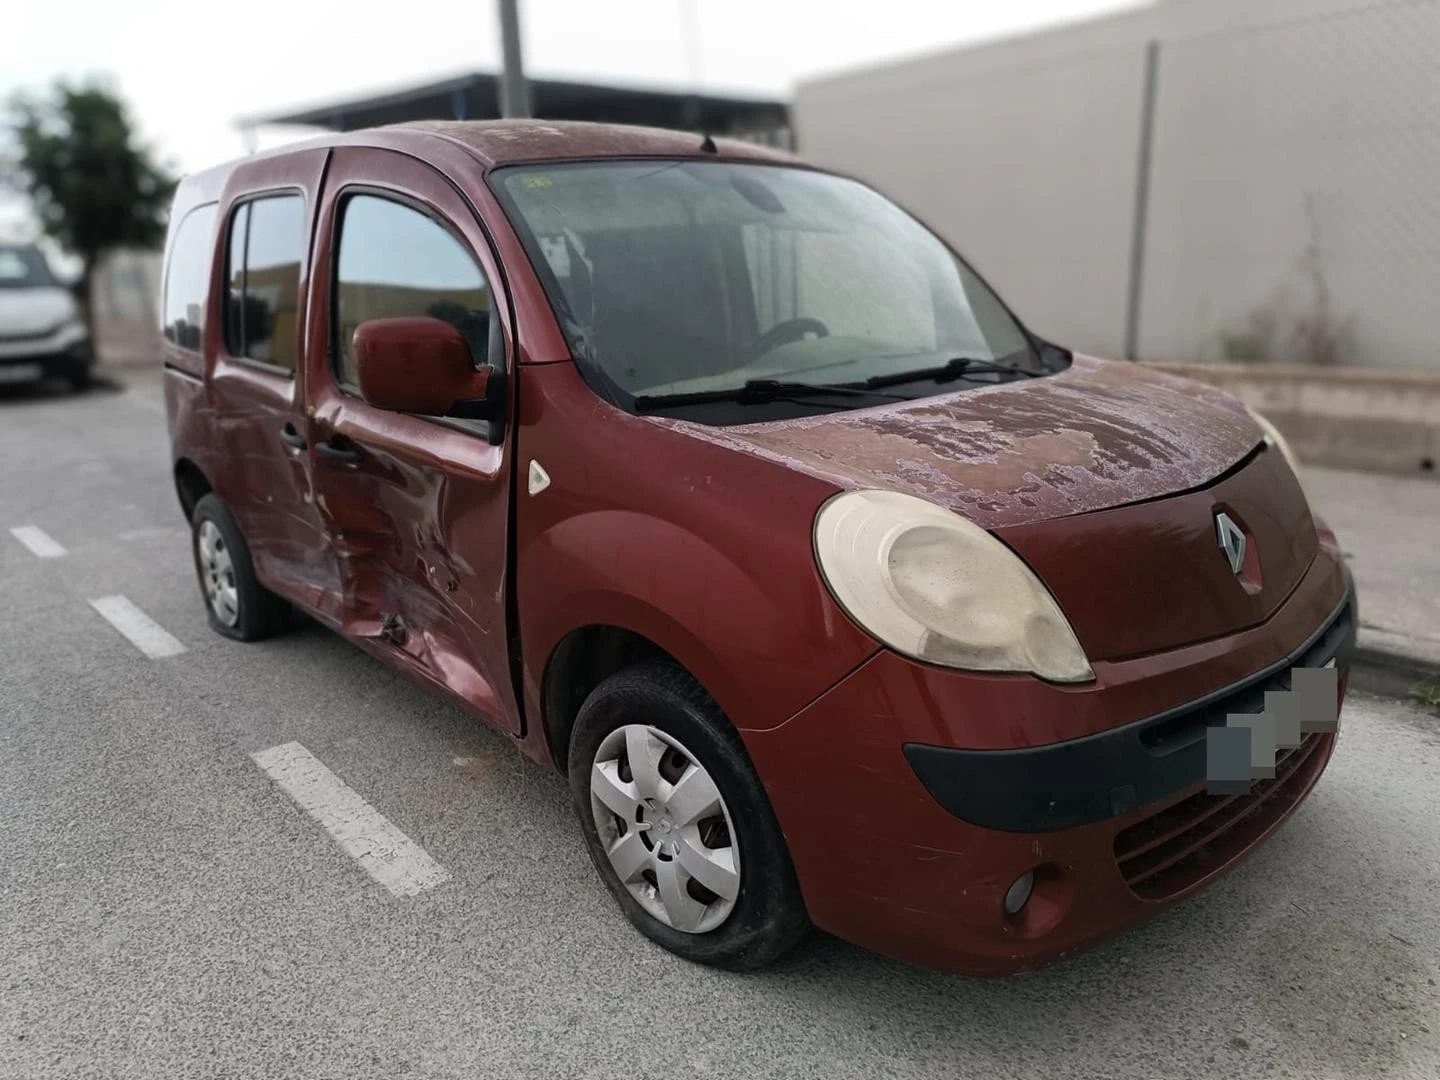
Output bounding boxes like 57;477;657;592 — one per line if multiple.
2;375;1437;1079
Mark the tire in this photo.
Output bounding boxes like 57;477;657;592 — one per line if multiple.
60;346;94;391
569;663;809;971
66;360;93;392
190;494;290;641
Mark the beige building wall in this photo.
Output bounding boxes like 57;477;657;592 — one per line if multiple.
794;0;1440;369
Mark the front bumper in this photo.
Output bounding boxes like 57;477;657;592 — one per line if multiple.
904;590;1353;833
740;549;1353;976
0;324;91;380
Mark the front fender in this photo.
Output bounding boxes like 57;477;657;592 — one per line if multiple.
518;509;876;735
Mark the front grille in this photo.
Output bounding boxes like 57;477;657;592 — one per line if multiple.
1138;600;1353;758
1114;732;1331;900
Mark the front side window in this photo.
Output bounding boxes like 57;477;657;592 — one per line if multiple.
333;194;491;388
224;194;305;371
493;161;1046;422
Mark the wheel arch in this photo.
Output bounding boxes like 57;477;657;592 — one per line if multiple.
173;457;213;521
541;624;697;776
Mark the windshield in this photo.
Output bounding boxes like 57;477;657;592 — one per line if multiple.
0;245;58;289
493;161;1049;418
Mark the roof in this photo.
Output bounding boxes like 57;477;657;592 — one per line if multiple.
384;119;798;167
172;120;802;213
241;71;788;136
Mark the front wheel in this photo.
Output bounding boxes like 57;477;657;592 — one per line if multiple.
569;664;809;970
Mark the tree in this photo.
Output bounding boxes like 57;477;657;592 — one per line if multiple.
6;80;174;341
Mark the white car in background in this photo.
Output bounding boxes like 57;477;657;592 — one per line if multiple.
0;243;92;389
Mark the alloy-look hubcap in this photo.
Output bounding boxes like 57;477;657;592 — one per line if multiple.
196;520;239;627
589;724;741;934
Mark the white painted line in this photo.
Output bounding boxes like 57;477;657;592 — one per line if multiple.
88;595;187;659
251;742;451;898
9;525;67;559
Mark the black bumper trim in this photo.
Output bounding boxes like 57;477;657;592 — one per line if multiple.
902;585;1357;835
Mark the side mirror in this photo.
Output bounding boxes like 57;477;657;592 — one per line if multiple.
353;317;497;418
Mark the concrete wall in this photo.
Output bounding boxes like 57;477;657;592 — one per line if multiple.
794;0;1440;370
1147;360;1440;477
91;248;163;369
92;248;162;327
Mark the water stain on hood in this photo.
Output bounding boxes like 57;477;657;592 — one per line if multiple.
656;356;1262;529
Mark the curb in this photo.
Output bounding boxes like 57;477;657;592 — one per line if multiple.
1349;645;1440;700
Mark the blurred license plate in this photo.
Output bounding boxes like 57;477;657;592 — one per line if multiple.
0;364;43;384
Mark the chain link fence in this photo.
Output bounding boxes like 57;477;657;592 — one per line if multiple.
1138;0;1440;369
795;0;1440;370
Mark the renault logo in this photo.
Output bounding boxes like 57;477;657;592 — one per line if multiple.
1215;512;1247;575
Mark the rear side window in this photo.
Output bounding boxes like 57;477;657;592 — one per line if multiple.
333;194;491;388
224;194;306;371
162;203;218;350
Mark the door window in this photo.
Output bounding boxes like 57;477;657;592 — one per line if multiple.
223;194;306;372
333;194;491;388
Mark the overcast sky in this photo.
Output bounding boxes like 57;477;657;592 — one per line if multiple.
4;0;1140;234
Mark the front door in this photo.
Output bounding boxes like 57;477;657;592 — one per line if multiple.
303;147;521;734
207;151;340;609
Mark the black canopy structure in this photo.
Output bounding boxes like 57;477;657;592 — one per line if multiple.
241;72;791;148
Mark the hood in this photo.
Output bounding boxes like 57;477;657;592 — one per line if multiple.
0;287;78;338
660;356;1262;530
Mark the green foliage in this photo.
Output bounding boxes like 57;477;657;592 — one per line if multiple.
6;79;174;271
1411;682;1440;713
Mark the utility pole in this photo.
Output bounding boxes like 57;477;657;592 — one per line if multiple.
1123;40;1161;362
679;0;703;130
497;0;532;119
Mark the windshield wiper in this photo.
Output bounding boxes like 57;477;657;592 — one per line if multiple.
634;378;904;411
864;356;1044;390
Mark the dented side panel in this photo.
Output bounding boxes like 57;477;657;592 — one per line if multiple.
302;146;523;736
208;149;344;606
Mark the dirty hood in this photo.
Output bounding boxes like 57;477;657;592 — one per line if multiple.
663;356;1263;530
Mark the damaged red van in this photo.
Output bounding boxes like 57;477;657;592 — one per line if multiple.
160;120;1354;975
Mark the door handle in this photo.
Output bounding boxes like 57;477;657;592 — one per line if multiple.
315;437;363;464
279;423;307;450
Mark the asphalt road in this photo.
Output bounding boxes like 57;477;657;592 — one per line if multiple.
2;373;1438;1080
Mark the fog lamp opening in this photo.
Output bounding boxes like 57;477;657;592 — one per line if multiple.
1003;870;1036;917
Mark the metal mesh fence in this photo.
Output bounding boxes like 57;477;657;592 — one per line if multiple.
1139;0;1440;368
795;0;1440;370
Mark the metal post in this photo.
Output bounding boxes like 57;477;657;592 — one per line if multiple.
1124;40;1161;362
497;0;531;119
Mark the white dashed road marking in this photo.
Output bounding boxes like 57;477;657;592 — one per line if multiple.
9;525;67;559
251;742;452;898
88;595;187;659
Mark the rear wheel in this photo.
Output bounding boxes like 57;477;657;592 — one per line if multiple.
190;494;290;641
569;664;809;970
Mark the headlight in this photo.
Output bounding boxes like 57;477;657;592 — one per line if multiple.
1246;407;1304;484
814;490;1093;683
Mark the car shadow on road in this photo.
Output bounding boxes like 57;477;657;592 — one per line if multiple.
0;376;124;406
237;622;1437;1078
739;808;1435;1076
